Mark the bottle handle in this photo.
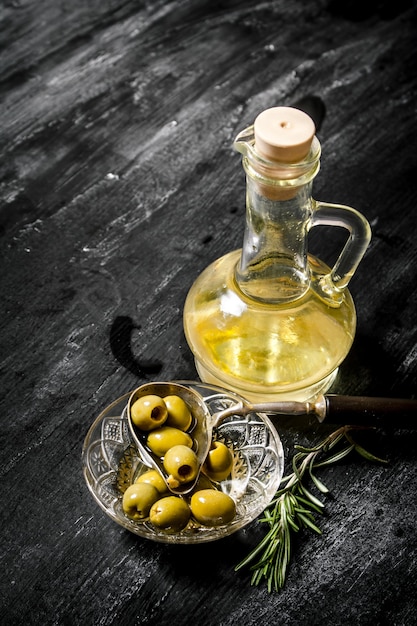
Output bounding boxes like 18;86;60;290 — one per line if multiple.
310;201;372;304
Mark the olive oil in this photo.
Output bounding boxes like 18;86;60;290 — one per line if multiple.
184;250;356;402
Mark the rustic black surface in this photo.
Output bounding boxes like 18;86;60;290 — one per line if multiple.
1;1;417;624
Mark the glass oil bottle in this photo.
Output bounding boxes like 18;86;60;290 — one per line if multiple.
183;107;371;402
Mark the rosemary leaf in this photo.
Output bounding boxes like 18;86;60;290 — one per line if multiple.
312;443;355;468
296;511;322;534
293;493;324;514
287;516;300;532
309;459;330;493
298;483;325;508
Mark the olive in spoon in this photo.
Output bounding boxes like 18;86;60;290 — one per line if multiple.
127;382;417;495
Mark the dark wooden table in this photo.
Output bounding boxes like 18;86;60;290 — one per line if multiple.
1;2;417;624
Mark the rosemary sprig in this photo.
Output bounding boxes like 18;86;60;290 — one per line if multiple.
235;425;388;592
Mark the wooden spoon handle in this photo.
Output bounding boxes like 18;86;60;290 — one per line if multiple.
324;395;417;428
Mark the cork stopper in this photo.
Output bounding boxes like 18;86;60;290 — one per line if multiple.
254;106;315;163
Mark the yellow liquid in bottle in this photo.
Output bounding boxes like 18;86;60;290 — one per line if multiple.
183;250;356;402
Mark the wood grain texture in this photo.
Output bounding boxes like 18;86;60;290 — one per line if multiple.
1;1;416;624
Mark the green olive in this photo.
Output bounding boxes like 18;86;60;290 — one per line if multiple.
130;395;168;431
202;441;233;482
163;445;199;488
163;395;193;431
146;426;193;457
190;489;236;527
135;469;168;494
122;482;160;520
149;496;191;533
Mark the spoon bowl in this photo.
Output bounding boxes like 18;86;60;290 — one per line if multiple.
127;381;213;495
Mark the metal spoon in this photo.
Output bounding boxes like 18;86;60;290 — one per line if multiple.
127;382;212;495
127;382;417;495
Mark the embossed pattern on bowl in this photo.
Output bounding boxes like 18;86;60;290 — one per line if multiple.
82;382;284;544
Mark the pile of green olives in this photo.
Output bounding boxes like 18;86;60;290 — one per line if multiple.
130;393;200;489
122;469;236;533
123;393;236;533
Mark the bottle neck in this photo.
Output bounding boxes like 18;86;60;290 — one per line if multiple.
235;177;314;303
233;136;321;304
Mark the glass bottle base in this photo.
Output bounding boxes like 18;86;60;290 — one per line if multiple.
184;250;355;405
194;359;339;403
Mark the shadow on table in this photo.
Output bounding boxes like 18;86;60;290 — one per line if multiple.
109;315;163;377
